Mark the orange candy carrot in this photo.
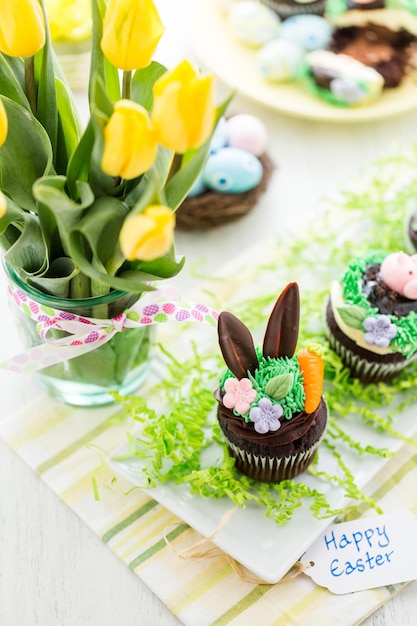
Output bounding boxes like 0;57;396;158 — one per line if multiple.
297;345;324;414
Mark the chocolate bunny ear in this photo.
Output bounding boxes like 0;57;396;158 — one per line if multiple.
218;311;258;379
263;282;300;359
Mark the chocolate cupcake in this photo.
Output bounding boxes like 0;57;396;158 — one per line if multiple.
215;283;328;483
326;251;417;384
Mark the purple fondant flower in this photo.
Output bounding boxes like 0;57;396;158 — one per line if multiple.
249;398;283;434
223;377;257;415
363;315;397;348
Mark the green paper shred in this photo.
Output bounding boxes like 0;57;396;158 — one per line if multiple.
111;150;417;526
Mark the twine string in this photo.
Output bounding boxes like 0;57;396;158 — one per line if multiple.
163;506;311;585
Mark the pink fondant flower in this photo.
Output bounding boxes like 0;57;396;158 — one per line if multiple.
223;377;257;415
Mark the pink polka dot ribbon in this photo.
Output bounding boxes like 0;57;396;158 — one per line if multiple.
1;283;219;375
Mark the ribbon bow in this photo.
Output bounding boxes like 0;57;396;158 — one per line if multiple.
2;283;219;374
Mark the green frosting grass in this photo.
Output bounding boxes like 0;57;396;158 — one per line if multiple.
113;149;417;526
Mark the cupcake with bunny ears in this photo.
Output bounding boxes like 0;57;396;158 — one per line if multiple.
215;282;328;483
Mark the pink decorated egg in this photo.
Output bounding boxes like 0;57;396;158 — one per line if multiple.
225;114;268;157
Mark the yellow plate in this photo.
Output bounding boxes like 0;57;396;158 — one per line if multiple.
186;0;417;123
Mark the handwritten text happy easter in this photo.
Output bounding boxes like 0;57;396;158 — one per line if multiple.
324;524;394;577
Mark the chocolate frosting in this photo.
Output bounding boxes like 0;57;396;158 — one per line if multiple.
215;388;325;447
364;263;417;317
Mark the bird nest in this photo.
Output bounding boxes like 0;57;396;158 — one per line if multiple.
176;152;275;230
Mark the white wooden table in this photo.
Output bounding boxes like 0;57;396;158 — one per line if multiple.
1;1;417;623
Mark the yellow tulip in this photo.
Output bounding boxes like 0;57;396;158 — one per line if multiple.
101;0;164;71
0;190;6;218
101;100;158;180
120;205;175;261
0;99;8;147
0;0;45;57
45;0;91;43
152;60;215;154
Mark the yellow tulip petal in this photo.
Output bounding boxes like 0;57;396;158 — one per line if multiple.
0;0;45;57
101;0;164;71
0;190;6;218
120;206;175;261
152;61;215;154
0;99;8;148
102;100;158;180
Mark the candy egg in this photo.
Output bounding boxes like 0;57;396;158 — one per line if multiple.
228;0;280;48
279;15;333;52
203;147;263;194
210;117;228;153
258;38;304;82
225;114;268;157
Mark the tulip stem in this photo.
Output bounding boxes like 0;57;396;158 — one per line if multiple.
24;56;37;116
122;71;132;100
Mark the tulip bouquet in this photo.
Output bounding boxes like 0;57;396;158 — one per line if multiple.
0;0;226;405
0;0;222;298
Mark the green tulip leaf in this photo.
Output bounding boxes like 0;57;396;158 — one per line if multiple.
265;374;294;400
132;61;167;111
0;97;53;211
1;202;48;278
124;252;185;281
33;176;94;257
89;0;120;104
337;304;367;329
0;53;28;108
55;77;82;174
28;257;79;298
35;4;59;163
66;118;95;198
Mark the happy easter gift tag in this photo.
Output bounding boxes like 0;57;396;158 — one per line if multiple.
300;512;417;594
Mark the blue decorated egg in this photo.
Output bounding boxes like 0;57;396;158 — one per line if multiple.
210;117;228;153
228;0;280;48
258;38;304;82
279;15;333;52
203;147;263;194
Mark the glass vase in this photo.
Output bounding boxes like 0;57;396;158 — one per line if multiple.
5;264;153;407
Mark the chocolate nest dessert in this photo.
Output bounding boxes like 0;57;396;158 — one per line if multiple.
329;12;417;87
326;252;417;384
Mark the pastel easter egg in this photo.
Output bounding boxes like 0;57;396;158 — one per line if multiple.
279;14;333;52
228;0;280;48
203;147;263;194
210;117;228;153
225;114;268;156
258;38;304;82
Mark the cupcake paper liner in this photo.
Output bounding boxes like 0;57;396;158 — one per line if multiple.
226;436;323;482
260;0;325;20
327;331;409;385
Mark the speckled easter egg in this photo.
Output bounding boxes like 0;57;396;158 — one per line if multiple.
203;147;263;194
228;0;281;48
225;114;268;157
279;14;333;52
210;117;228;153
258;38;304;82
